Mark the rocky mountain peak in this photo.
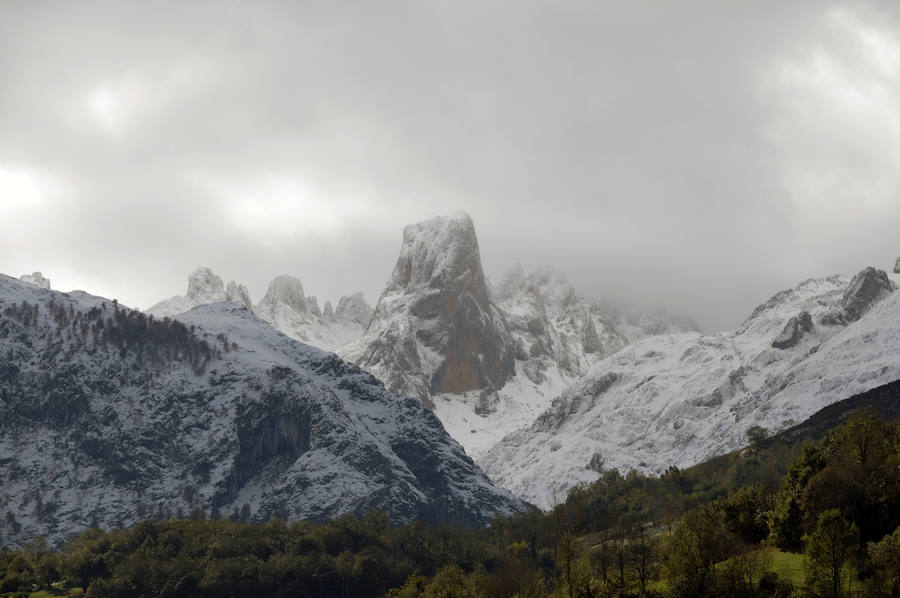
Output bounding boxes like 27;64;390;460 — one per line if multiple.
334;293;374;328
349;212;515;405
260;275;307;313
19;271;50;289
893;256;900;274
225;280;253;310
186;267;226;303
389;211;483;295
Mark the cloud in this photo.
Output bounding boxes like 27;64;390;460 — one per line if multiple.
0;2;898;329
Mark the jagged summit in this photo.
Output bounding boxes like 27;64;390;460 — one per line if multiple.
390;211;482;294
146;268;372;352
254;275;373;351
894;256;900;274
334;292;374;328
345;212;516;407
186;267;226;303
258;274;308;314
19;271;50;289
225;280;253;310
146;267;231;317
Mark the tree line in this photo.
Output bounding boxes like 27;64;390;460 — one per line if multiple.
1;413;899;597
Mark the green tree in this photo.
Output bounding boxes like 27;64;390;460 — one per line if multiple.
663;504;734;597
746;425;769;445
863;526;900;598
804;509;859;598
769;443;826;549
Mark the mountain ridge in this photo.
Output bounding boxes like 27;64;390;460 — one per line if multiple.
0;274;528;548
482;266;900;507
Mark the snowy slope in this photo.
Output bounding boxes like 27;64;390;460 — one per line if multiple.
483;269;899;507
0;274;528;548
432;265;698;460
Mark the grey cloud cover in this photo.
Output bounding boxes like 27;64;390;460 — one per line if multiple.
2;1;899;330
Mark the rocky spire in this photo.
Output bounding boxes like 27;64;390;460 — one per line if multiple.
186;267;226;303
19;271;50;289
334;293;374;329
351;212;515;406
225;280;253;310
258;275;307;314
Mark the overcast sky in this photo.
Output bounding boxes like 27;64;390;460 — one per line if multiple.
2;2;900;331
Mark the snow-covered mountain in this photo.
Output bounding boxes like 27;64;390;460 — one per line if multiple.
147;268;373;352
0;274;528;548
482;266;900;507
342;213;699;460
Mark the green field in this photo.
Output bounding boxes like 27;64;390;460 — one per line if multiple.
767;549;805;585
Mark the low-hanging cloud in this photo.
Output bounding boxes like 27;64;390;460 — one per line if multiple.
1;1;899;330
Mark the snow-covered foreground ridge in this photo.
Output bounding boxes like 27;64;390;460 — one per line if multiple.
482;267;900;508
0;274;528;548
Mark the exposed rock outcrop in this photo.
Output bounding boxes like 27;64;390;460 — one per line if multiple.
772;311;813;349
225;280;253;310
147;267;229;317
19;271;50;289
306;296;323;317
842;267;895;322
334;293;374;329
346;212;515;406
186;267;226;304
894;256;900;274
258;275;307;315
493;266;628;382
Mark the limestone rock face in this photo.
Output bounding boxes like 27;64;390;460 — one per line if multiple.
841;267;895;322
19;272;50;289
306;296;323;318
772;311;813;349
225;281;253;310
335;293;374;329
494;266;628;382
348;212;515;406
187;267;226;304
258;275;307;315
